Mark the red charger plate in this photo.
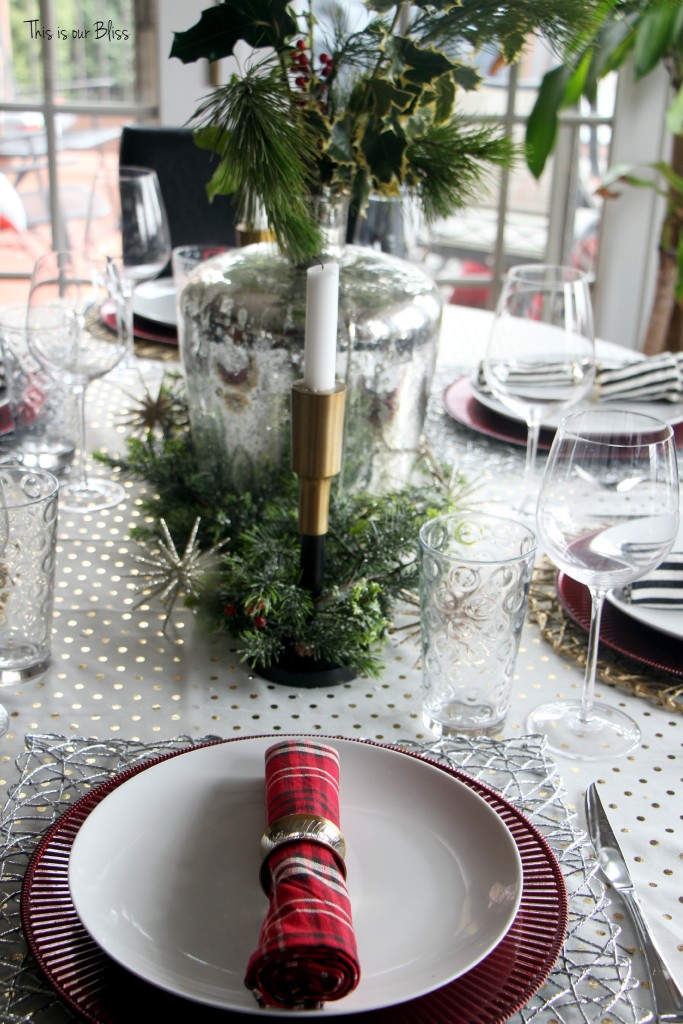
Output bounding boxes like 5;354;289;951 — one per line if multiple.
443;376;683;450
100;301;177;346
557;572;683;679
21;737;568;1024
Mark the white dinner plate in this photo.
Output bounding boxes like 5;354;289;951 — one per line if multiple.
471;341;683;429
606;520;683;641
132;277;176;326
68;736;523;1017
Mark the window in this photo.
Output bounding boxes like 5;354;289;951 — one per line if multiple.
412;39;616;316
0;0;159;302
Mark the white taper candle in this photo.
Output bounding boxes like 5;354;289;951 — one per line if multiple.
303;261;339;392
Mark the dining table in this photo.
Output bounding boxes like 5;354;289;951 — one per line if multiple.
0;300;680;1024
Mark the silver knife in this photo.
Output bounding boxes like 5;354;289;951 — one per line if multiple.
585;782;683;1021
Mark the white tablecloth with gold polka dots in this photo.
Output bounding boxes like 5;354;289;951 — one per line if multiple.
0;305;680;1007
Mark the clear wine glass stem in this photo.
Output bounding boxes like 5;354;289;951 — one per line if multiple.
580;586;608;724
525;417;541;485
73;383;90;492
120;279;135;360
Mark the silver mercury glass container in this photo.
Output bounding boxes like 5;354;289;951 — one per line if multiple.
177;197;443;493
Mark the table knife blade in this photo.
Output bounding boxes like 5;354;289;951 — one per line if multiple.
585;782;683;1021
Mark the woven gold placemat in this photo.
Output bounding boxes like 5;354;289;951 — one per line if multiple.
528;557;683;715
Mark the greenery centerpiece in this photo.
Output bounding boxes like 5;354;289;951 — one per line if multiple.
171;0;604;264
154;1;609;676
105;377;472;678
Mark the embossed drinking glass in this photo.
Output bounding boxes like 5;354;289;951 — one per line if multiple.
0;465;59;684
0;305;77;474
419;511;537;737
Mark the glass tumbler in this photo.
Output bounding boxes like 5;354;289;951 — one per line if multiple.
0;465;59;683
419;510;537;737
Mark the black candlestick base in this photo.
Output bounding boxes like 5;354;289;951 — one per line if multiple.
256;646;356;688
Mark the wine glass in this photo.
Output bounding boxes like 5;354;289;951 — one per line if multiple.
529;407;679;760
28;250;128;513
483;264;596;513
115;166;172;368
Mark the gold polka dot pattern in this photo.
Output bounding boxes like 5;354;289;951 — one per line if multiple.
0;338;679;988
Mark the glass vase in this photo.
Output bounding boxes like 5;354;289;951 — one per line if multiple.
177;194;442;493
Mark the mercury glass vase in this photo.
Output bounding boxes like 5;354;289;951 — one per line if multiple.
177;196;442;492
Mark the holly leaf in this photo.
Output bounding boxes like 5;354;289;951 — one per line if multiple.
433;74;455;123
366;80;415;117
170;0;296;63
393;37;457;86
453;66;481;92
327;115;355;166
361;128;407;186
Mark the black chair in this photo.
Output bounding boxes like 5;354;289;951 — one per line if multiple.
118;125;238;250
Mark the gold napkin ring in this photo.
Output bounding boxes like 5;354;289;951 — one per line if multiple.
259;813;347;893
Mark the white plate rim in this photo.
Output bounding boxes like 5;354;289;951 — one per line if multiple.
132;277;176;326
67;736;524;1017
605;587;683;639
605;520;683;639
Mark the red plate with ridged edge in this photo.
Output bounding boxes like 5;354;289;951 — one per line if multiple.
21;737;567;1024
557;571;683;679
443;376;683;450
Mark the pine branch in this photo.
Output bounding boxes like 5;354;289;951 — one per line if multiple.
407;118;515;221
192;60;323;262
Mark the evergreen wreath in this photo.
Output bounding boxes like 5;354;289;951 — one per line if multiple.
101;374;471;677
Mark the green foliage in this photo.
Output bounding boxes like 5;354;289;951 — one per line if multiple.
171;0;602;263
192;480;452;677
101;379;460;677
525;1;683;179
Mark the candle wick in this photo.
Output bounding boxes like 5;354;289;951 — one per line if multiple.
312;255;324;269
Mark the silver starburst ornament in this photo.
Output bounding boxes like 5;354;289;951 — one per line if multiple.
130;517;226;630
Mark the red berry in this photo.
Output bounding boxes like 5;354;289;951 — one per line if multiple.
295;75;308;88
223;603;236;616
253;615;267;629
320;53;330;64
296;39;306;50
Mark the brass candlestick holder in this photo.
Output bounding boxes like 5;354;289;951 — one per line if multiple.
256;380;356;688
291;380;346;595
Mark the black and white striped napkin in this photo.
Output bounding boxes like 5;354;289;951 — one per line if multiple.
596;352;683;403
476;352;683;403
624;553;683;607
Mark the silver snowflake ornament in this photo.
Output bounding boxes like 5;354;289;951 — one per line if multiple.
130;517;226;630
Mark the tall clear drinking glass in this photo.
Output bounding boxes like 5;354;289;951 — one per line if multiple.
529;408;679;760
28;250;127;513
484;264;596;512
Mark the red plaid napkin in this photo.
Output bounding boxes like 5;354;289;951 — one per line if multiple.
244;739;361;1009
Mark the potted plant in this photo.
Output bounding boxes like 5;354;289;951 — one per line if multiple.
525;1;683;354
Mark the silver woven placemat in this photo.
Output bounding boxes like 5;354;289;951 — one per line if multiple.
0;732;652;1024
